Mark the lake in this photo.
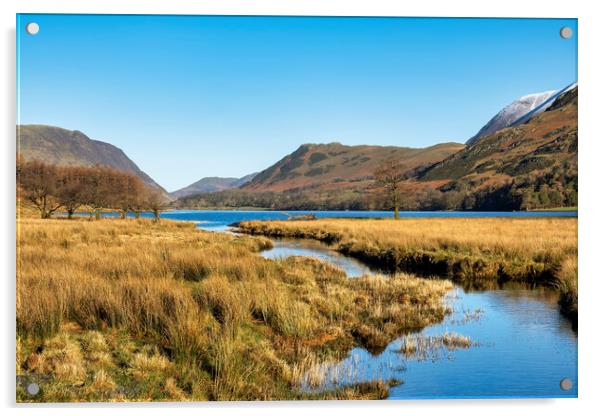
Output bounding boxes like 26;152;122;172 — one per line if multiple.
158;209;577;232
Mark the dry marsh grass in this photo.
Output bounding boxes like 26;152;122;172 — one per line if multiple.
397;332;474;362
237;217;578;324
16;217;452;401
237;217;577;272
557;256;578;326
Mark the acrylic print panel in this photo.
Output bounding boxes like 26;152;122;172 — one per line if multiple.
16;14;578;402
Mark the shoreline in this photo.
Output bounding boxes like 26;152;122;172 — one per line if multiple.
171;206;578;213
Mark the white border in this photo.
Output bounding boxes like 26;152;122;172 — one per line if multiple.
2;1;601;415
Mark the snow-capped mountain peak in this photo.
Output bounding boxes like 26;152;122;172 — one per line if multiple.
466;83;577;145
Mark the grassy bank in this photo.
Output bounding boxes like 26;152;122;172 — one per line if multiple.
236;217;578;325
16;218;452;402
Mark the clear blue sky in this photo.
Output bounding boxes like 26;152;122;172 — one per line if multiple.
17;15;577;191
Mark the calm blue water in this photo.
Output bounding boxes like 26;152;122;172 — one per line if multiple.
261;238;377;277
310;287;578;399
157;209;577;231
262;239;578;399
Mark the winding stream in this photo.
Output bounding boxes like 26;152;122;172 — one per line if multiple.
260;238;578;399
261;238;380;278
171;210;577;399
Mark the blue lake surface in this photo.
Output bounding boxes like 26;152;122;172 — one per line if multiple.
155;209;577;232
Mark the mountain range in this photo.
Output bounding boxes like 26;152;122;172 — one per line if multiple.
178;84;577;210
17;82;577;211
170;173;257;199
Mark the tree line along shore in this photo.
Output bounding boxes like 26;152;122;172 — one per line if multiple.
17;159;167;220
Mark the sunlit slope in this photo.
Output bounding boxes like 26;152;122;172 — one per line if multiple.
242;142;465;193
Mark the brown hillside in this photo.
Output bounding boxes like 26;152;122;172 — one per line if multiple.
420;87;577;188
17;125;167;194
242;142;465;193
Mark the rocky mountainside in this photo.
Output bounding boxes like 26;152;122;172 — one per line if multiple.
17;125;166;193
423;87;577;182
466;83;577;145
241;142;465;193
418;86;577;210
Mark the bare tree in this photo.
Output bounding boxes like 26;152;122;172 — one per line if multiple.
18;160;159;221
17;160;62;219
110;172;144;219
373;158;407;219
81;165;118;220
56;166;86;219
130;183;149;219
145;188;167;221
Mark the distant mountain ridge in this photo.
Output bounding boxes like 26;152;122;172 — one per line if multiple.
241;141;465;193
20;83;577;212
467;83;577;145
178;86;577;211
170;173;258;199
17;125;167;194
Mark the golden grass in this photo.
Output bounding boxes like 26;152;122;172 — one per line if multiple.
237;217;576;266
397;332;474;362
16;217;452;402
557;256;578;327
237;217;578;323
